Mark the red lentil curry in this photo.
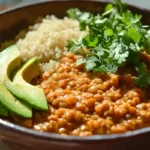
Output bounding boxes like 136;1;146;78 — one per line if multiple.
1;0;150;136
8;53;150;136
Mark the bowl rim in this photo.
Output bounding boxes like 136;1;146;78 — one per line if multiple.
1;118;150;142
0;0;150;142
0;0;150;15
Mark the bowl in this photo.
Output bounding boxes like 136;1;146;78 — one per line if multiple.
0;1;150;150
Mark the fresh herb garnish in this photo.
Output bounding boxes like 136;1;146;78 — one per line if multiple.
135;63;150;88
66;0;150;88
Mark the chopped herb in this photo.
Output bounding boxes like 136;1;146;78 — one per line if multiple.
67;0;150;88
127;26;141;43
135;63;150;88
67;38;83;53
105;4;113;12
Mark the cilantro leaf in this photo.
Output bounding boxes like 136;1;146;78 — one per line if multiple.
67;8;81;19
95;63;118;73
135;63;150;88
76;59;86;66
109;42;129;64
127;50;140;65
128;26;141;43
105;4;114;12
104;29;114;36
83;35;99;47
144;31;150;54
66;38;83;53
85;56;98;71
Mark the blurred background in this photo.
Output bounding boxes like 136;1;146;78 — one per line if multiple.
0;0;150;11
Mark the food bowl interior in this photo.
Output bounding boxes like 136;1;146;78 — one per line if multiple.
0;0;150;44
0;1;150;150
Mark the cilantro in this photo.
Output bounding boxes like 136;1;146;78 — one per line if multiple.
128;26;141;43
95;63;118;73
109;41;129;64
67;0;150;88
83;35;99;47
127;50;140;65
85;58;97;71
76;59;86;66
135;63;150;88
104;29;114;36
66;38;83;53
105;4;113;12
67;8;81;20
144;30;150;54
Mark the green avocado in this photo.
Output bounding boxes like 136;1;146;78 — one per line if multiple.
5;57;48;111
0;45;32;118
0;102;8;116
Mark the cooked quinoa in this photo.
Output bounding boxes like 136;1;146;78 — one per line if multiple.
17;15;87;72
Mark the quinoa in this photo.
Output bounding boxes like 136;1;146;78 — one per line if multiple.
16;15;87;72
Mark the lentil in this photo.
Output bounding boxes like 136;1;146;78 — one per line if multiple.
8;53;150;136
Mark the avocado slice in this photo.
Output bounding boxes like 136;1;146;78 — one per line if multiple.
0;102;8;116
5;57;48;111
0;45;32;118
